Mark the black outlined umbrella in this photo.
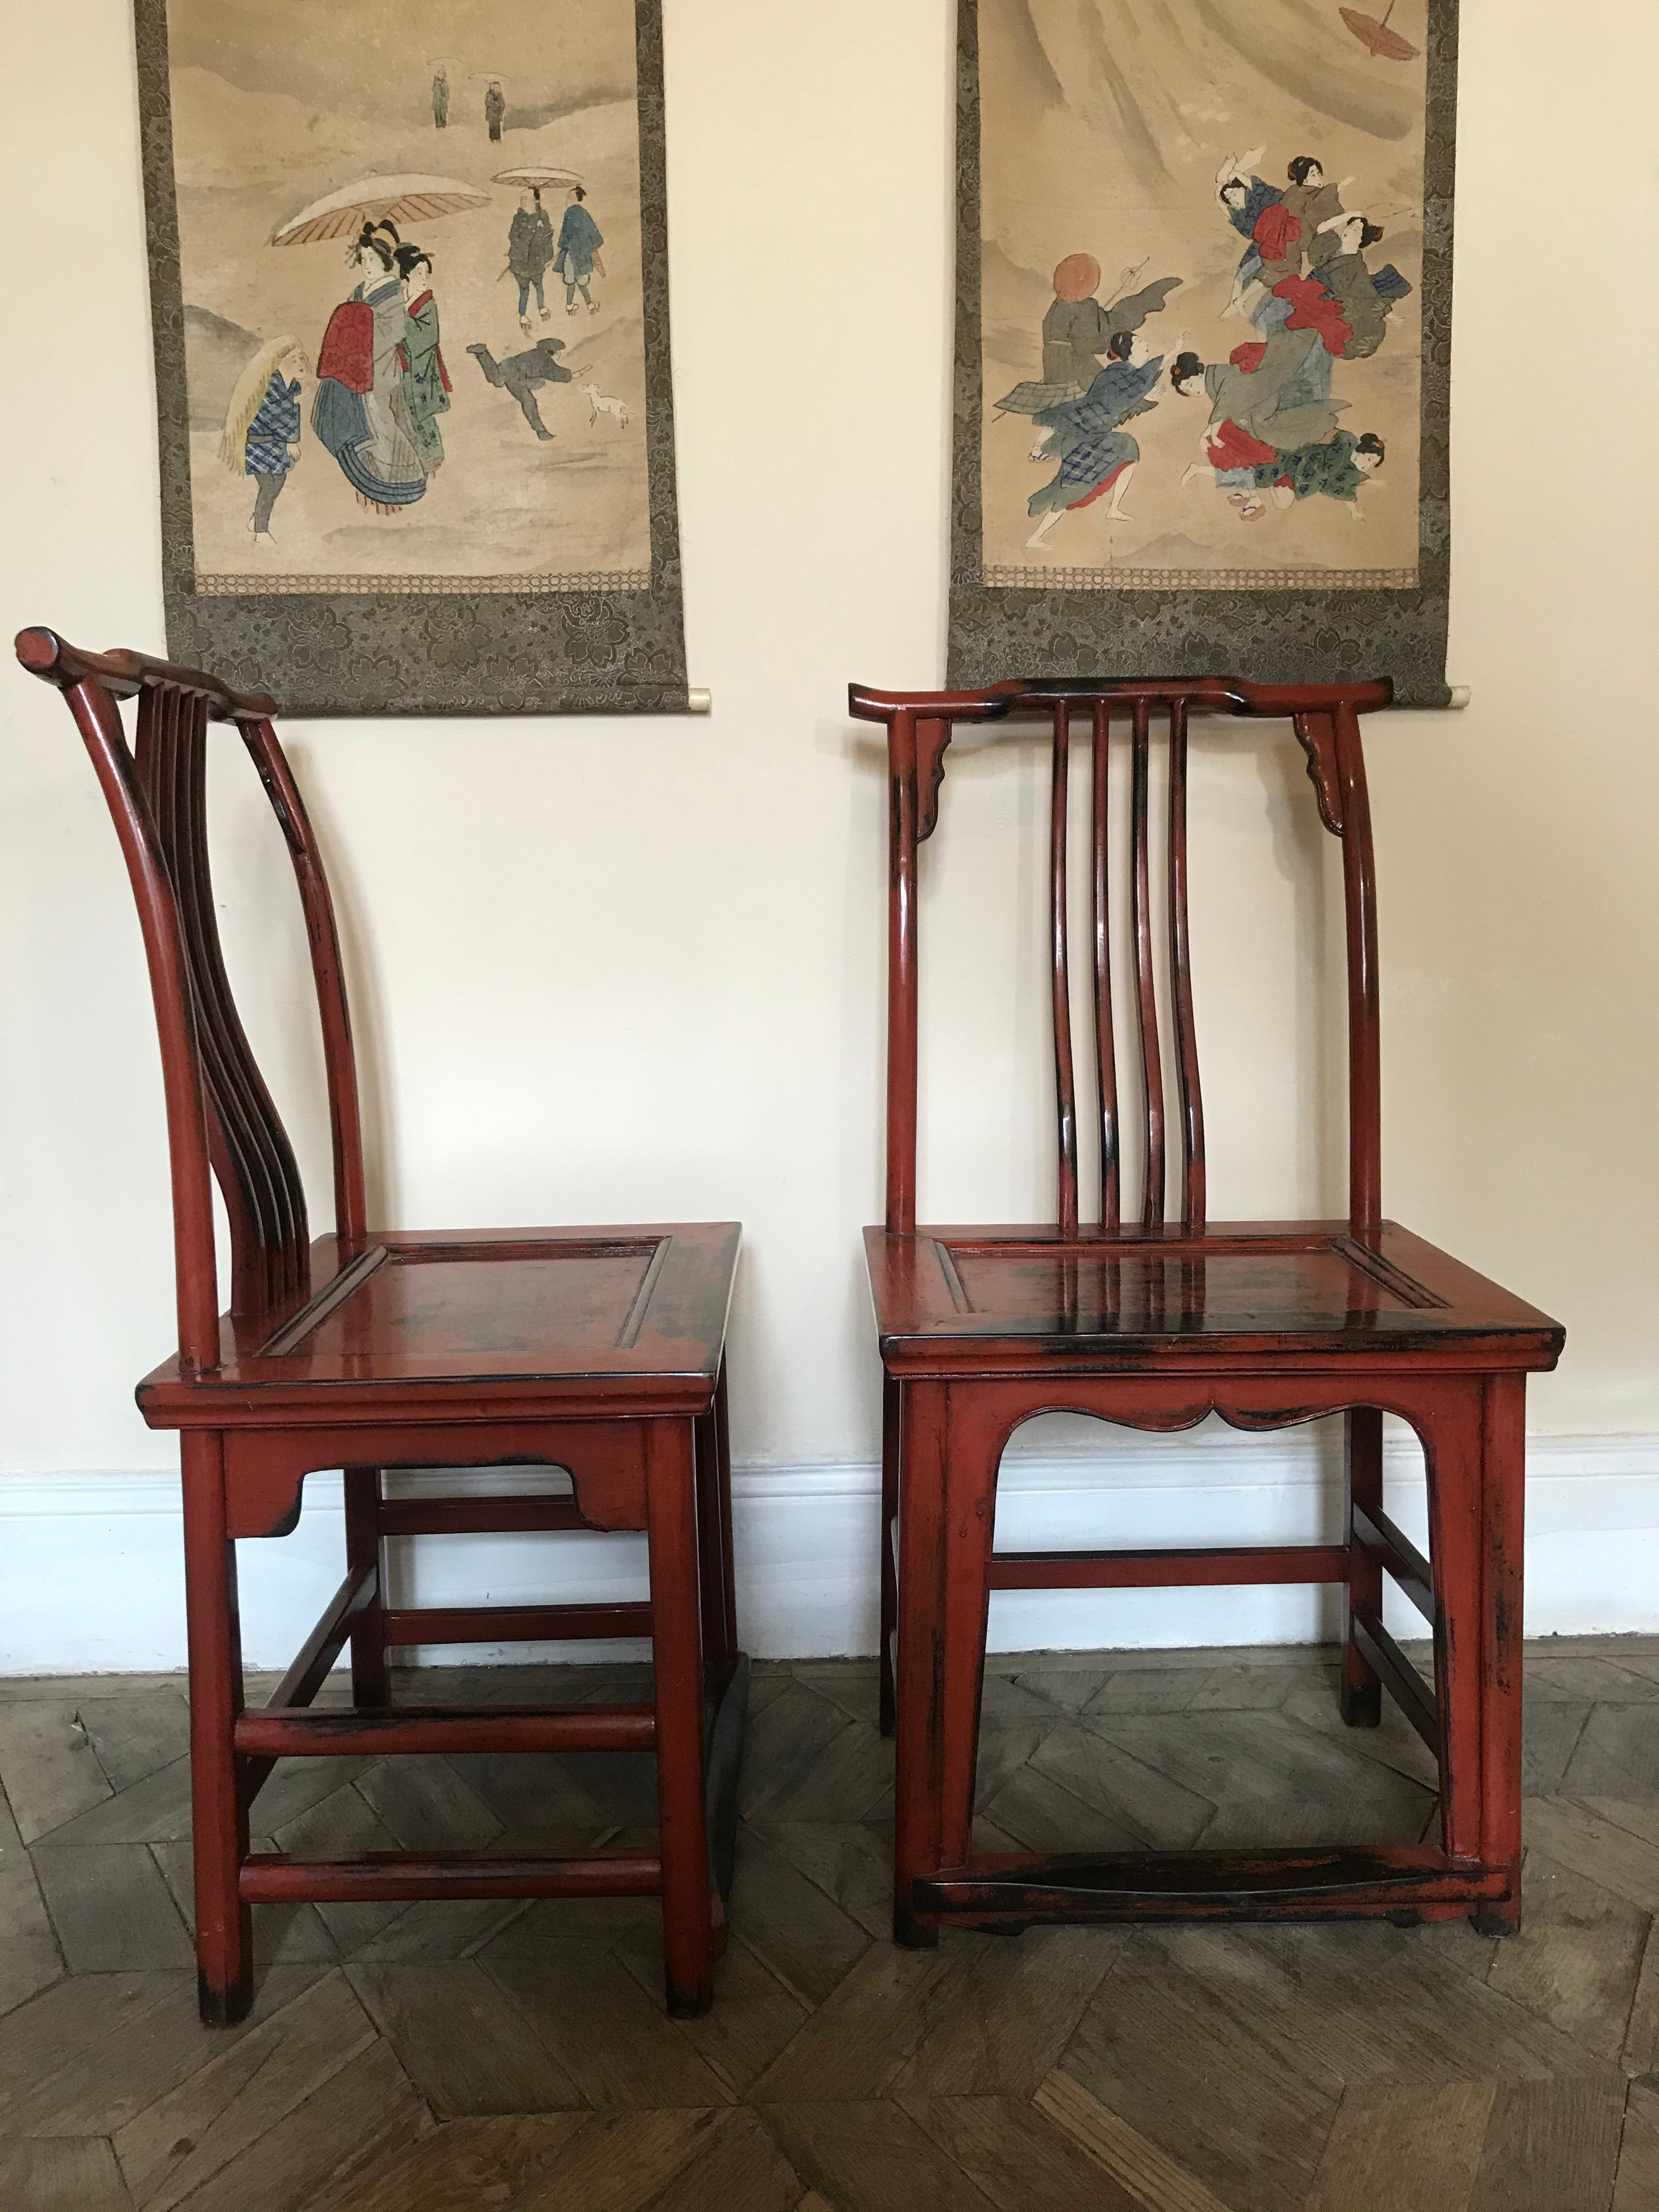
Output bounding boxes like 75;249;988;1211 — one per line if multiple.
493;166;585;196
269;174;492;246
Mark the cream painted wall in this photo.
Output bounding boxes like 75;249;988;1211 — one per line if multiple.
1;2;1656;1661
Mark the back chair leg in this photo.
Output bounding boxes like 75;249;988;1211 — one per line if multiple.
879;1374;901;1737
695;1360;738;1677
1341;1408;1384;1726
343;1467;388;1706
647;1418;715;2016
180;1432;253;2026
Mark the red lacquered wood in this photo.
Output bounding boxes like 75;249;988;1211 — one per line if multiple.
381;1601;653;1646
234;1705;656;1758
179;1431;252;2024
240;1850;663;1904
886;710;922;1235
1049;706;1079;1239
852;670;1562;1940
1477;1373;1526;1931
647;1418;714;2015
987;1543;1349;1590
17;627;743;2019
1342;1408;1385;1725
1090;703;1121;1232
1166;702;1206;1232
1129;701;1165;1229
1332;702;1383;1233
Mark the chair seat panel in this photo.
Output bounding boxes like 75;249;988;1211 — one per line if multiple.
138;1222;741;1418
865;1221;1561;1367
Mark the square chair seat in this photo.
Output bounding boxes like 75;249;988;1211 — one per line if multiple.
140;1222;741;1427
865;1221;1562;1379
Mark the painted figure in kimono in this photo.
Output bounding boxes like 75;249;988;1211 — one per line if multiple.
1024;329;1164;548
1254;155;1350;290
311;221;430;512
1254;429;1385;518
432;69;449;128
396;244;451;470
465;335;575;441
508;188;556;332
555;187;604;313
1286;213;1413;360
1215;151;1281;317
1170;331;1344;520
219;335;307;540
485;81;506;142
996;251;1181;419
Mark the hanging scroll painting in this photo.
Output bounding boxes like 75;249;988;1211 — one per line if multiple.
949;0;1457;706
134;0;687;713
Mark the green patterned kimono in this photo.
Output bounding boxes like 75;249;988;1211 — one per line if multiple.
400;291;451;469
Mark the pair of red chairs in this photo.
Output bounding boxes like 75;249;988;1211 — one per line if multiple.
19;632;1560;2027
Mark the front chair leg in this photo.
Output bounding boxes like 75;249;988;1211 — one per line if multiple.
647;1418;715;2016
180;1432;253;2025
1474;1374;1527;1935
879;1374;901;1737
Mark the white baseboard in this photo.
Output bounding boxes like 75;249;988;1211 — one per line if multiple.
2;1432;1657;1674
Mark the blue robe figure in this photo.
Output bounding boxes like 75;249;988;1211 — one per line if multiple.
1028;354;1164;523
1220;173;1283;299
555;193;605;312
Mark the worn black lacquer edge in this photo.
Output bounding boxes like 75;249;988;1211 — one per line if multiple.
945;0;1457;710
132;0;689;716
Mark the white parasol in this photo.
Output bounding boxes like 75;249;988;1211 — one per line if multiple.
493;165;585;195
269;174;493;247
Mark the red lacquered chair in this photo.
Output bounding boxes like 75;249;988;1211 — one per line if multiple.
17;628;746;2023
851;676;1562;1945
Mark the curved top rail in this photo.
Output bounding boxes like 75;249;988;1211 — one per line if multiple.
849;674;1392;722
15;628;278;723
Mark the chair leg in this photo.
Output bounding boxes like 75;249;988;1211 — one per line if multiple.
646;1417;715;2016
180;1431;253;2026
1341;1408;1384;1726
891;1382;997;1948
879;1373;900;1738
694;1359;738;1675
343;1468;388;1706
1421;1387;1489;1900
1475;1374;1527;1935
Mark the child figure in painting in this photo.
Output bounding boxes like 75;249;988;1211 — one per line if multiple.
1024;328;1163;549
1169;333;1344;520
219;336;308;541
1255;430;1385;520
395;244;450;471
555;187;605;314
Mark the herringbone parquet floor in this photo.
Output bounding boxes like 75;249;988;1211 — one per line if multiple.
3;1640;1659;2210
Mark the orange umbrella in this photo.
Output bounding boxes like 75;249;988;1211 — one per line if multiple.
1339;4;1420;60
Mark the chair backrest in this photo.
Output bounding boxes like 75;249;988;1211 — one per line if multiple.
849;676;1393;1242
15;628;366;1372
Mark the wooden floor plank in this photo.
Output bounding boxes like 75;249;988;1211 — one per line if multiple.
77;1690;191;1795
479;1937;735;2110
759;2098;1003;2212
151;1834;342;1966
1523;1796;1659;1915
890;1926;1125;2100
0;1966;325;2135
753;1820;894;1940
1483;1850;1651;2061
1466;2076;1626;2212
1621;1921;1659;2077
978;1763;1153;1855
1301;2081;1496;2212
494;2109;725;2212
1026;1717;1218;1848
307;2114;590;2212
0;2136;134;2211
747;1942;958;2103
31;1843;195;1972
611;1926;811;2099
725;1823;874;2009
348;1959;585;2117
110;1968;377;2212
740;1682;891;1825
646;2106;808;2212
0;1700;113;1843
904;2091;1147;2211
165;2037;430;2212
354;1754;505;1852
1034;2068;1243;2212
1613;2081;1659;2212
0;1768;62;2016
271;1783;411;1956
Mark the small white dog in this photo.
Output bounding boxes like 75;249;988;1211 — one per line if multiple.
584;382;630;430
